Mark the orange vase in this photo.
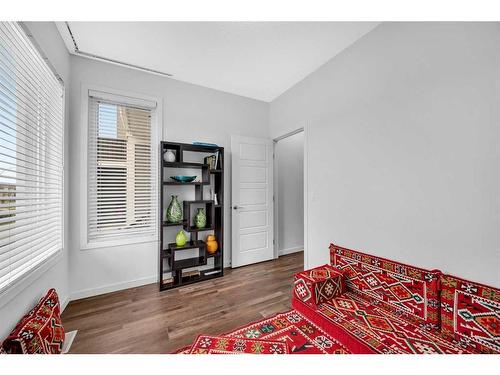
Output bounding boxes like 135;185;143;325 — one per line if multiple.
206;235;218;254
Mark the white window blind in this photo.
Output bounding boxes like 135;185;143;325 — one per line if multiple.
0;22;64;293
87;91;157;243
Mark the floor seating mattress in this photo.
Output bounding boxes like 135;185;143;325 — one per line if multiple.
295;291;474;354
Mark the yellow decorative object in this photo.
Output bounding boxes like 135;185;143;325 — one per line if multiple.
206;235;218;254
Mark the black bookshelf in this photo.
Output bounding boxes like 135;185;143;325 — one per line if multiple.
159;141;224;290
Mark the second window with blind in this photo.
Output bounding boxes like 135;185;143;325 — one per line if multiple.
85;89;159;248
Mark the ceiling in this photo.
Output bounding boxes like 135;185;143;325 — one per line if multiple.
57;22;379;102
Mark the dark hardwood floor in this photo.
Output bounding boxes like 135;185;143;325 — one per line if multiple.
62;252;303;353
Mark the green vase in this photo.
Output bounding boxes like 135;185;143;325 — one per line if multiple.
195;208;206;229
175;230;187;247
166;195;182;223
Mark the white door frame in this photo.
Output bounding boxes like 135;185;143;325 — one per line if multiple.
272;124;309;270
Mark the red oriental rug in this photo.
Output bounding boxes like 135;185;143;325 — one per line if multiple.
187;335;291;354
174;310;351;354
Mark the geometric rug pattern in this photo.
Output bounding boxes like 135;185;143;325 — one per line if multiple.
294;264;344;310
440;274;500;354
2;288;65;354
330;244;441;329
175;310;352;354
186;335;291;354
312;292;473;354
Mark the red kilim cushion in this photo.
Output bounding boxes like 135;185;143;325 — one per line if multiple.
294;264;345;309
188;335;290;354
2;289;65;354
440;274;499;354
330;243;441;330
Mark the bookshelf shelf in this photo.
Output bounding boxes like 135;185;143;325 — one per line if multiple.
171;256;206;271
162;221;186;227
164;162;209;168
167;240;206;251
162;181;209;186
159;141;224;291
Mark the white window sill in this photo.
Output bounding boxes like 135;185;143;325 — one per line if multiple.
81;235;159;251
0;250;63;309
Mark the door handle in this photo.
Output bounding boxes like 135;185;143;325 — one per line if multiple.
233;206;238;210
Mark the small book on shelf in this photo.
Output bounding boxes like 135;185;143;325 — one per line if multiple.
163;277;173;284
182;270;200;278
162;272;173;284
203;155;215;170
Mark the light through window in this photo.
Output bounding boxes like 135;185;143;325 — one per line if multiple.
87;92;157;243
0;22;64;293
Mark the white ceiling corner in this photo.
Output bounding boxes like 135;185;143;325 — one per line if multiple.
57;22;379;102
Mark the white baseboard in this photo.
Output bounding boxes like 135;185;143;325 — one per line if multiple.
70;275;156;301
278;246;304;257
61;295;70;312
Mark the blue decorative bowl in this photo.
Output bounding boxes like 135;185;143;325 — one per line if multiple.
170;175;197;183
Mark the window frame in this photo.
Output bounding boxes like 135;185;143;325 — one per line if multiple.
80;84;162;250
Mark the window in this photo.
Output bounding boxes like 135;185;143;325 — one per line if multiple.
86;90;157;245
0;22;64;293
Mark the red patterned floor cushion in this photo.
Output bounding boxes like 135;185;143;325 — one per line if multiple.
294;292;474;354
188;335;290;354
330;243;442;330
294;264;345;309
2;289;65;354
440;274;499;354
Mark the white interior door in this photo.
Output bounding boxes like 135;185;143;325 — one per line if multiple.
231;135;274;268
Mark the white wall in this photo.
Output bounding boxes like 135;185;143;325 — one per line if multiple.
68;56;269;299
3;22;499;328
0;22;71;339
275;132;304;255
270;22;500;286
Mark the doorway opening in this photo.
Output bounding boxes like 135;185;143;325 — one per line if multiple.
273;128;305;262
